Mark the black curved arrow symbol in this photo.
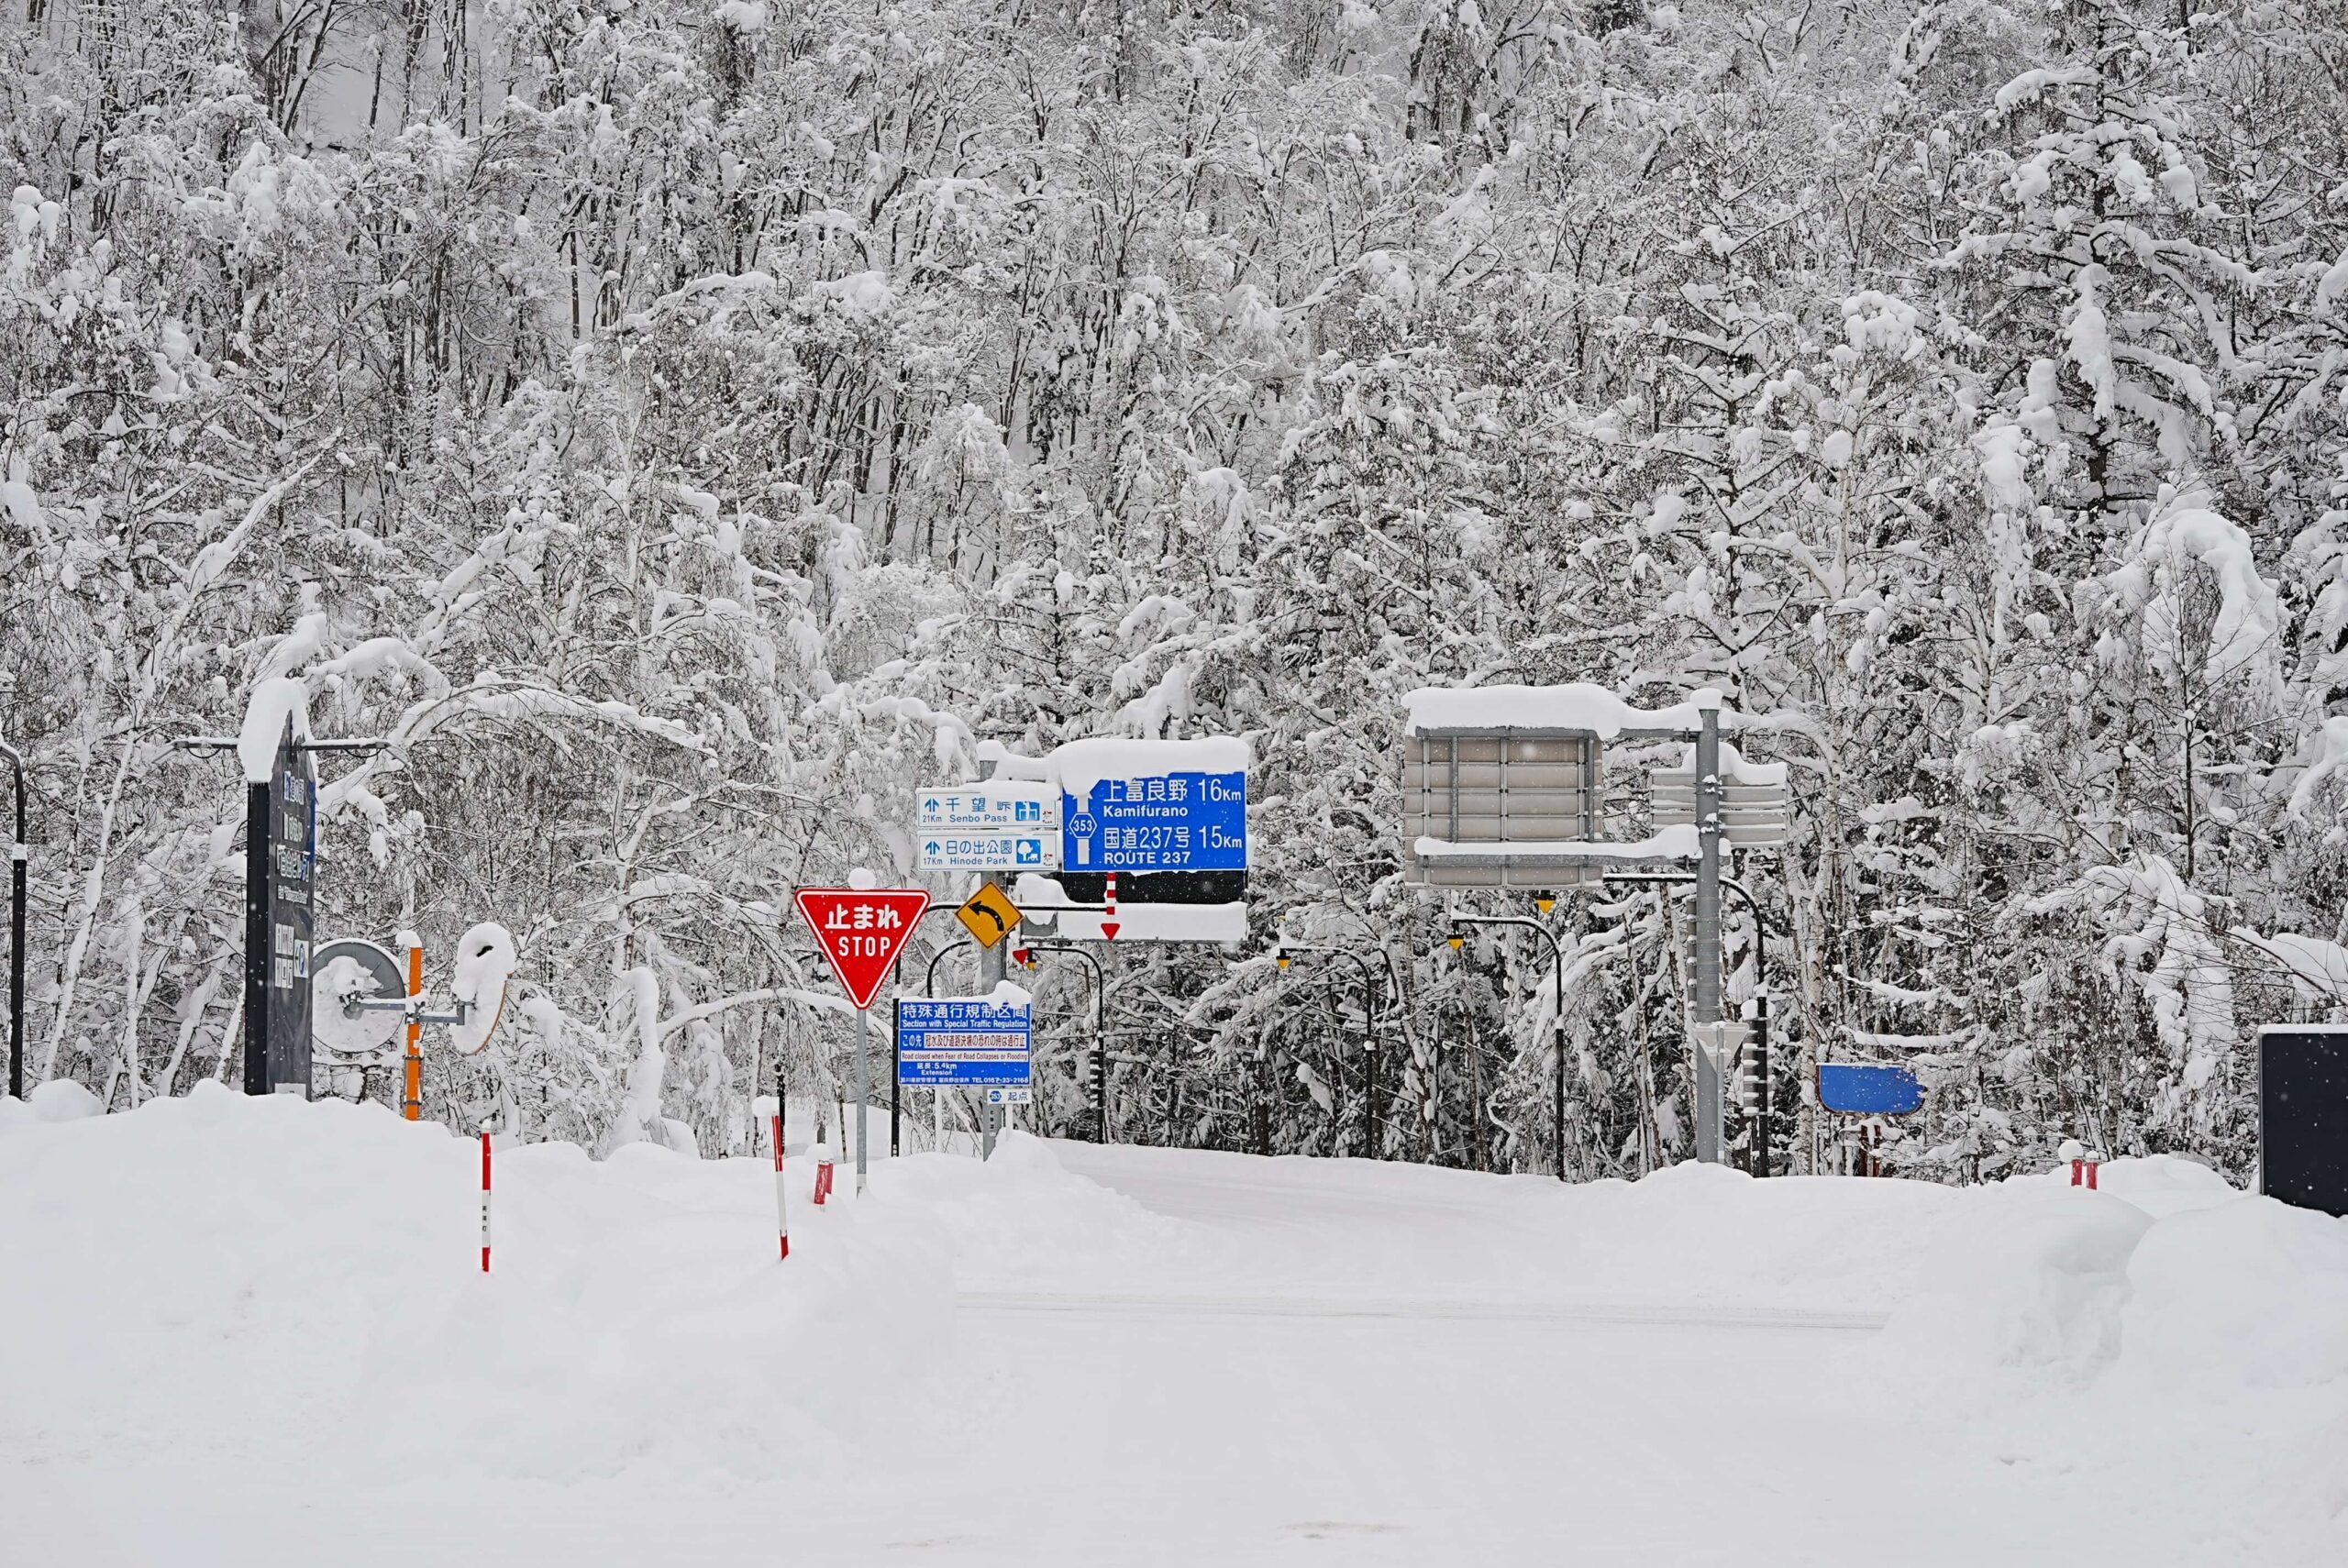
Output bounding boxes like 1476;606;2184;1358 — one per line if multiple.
964;898;1011;946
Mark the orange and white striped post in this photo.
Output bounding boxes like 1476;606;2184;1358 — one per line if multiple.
402;935;424;1121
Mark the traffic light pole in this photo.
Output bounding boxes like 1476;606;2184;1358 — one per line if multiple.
977;884;1007;1160
1446;917;1568;1181
915;937;975;1154
1274;945;1385;1158
1021;943;1105;1141
1692;694;1725;1164
1605;869;1774;1176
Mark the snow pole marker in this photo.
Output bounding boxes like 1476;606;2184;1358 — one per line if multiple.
772;1111;791;1260
1100;870;1119;941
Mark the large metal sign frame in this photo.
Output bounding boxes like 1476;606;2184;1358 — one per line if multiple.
1403;689;1772;1165
1401;730;1602;889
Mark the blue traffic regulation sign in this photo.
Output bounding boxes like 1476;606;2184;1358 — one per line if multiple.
1817;1063;1923;1116
898;999;1033;1087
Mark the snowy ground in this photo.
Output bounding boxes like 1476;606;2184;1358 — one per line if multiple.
4;1086;2347;1565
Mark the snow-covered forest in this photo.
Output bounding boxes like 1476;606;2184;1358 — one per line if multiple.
5;0;2348;1180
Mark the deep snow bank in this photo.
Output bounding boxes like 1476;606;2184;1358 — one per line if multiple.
0;1084;961;1491
8;1089;2348;1554
1873;1155;2348;1410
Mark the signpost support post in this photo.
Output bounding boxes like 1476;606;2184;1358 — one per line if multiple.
979;887;1006;1160
856;1007;878;1195
792;885;930;1197
1692;695;1725;1165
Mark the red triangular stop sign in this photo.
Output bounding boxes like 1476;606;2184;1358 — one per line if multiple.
793;888;931;1010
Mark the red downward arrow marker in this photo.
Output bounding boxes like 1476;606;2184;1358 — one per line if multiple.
1100;922;1120;941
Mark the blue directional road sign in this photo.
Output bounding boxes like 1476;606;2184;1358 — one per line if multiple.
1061;770;1246;873
897;999;1033;1087
917;832;1057;873
1817;1063;1924;1117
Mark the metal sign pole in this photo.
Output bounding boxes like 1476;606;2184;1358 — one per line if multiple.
979;889;1005;1160
974;756;1004;1160
890;998;902;1157
1553;1017;1567;1180
1692;696;1725;1164
855;1004;873;1195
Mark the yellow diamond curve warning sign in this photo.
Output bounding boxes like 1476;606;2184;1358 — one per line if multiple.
956;883;1024;948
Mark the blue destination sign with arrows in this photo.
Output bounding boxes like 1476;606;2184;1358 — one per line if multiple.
916;781;1062;871
916;782;1058;832
1062;770;1247;874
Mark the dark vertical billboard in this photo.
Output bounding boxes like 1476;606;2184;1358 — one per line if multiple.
242;717;316;1095
2259;1026;2348;1218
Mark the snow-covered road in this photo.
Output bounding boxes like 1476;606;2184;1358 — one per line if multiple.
3;1091;2343;1565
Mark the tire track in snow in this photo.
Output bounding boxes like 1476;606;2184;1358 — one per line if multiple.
954;1288;1887;1331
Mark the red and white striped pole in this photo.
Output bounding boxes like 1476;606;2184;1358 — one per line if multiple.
1102;869;1119;941
771;1111;791;1261
479;1124;493;1273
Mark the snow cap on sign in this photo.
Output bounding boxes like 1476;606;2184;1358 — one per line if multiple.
847;866;879;890
1048;735;1250;799
449;922;518;1055
1401;683;1727;737
1671;740;1789;787
1411;825;1700;862
238;675;311;782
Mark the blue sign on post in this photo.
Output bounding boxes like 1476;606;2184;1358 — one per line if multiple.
1817;1063;1924;1116
1061;771;1246;873
897;999;1033;1087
